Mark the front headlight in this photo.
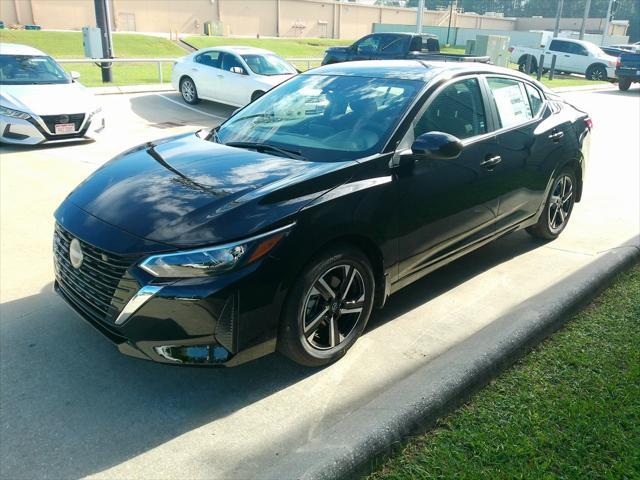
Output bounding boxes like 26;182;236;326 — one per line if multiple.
139;223;294;278
0;105;31;120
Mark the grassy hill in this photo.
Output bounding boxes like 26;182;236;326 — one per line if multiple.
0;30;185;86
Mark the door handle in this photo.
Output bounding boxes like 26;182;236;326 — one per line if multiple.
481;155;502;170
191;68;198;72
217;74;224;79
564;54;570;57
548;130;564;142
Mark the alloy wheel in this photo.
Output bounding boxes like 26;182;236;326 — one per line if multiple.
548;174;574;233
302;264;366;351
181;80;195;102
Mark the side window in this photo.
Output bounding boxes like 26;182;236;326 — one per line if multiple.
380;35;406;55
195;51;221;68
355;36;380;54
549;40;567;53
487;77;533;129
414;78;487;140
569;43;588;56
220;53;246;73
525;84;544;117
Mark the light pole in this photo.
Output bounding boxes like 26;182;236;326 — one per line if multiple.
416;0;424;34
94;0;114;83
553;0;564;37
602;0;615;46
579;0;591;40
446;0;454;46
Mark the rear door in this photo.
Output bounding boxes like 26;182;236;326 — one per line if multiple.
547;40;570;71
192;50;222;100
482;75;566;230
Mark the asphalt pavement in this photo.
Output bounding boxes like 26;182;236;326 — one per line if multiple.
0;85;638;479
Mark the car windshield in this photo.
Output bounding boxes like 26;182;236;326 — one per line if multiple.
216;74;422;162
0;54;71;85
241;54;297;76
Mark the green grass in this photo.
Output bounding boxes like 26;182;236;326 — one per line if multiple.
368;265;640;479
0;30;184;86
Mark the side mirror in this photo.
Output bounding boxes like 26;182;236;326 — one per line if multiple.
230;66;245;75
70;71;81;81
410;131;463;161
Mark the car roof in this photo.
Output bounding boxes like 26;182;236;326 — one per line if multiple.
307;60;539;85
0;42;48;56
197;46;274;56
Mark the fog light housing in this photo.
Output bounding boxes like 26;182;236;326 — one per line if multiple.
154;344;231;364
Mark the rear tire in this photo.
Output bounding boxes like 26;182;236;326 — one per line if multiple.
526;168;577;240
180;77;200;105
277;245;375;367
619;78;631;91
518;55;537;74
586;64;607;81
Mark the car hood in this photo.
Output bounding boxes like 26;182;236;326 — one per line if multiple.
62;132;355;247
256;73;296;87
0;82;98;116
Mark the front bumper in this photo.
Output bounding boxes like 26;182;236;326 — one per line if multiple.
52;209;287;366
0;111;105;145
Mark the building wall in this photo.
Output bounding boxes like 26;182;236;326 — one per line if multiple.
112;0;217;34
2;0;625;41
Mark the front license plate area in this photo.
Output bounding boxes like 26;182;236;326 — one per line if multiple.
55;123;75;134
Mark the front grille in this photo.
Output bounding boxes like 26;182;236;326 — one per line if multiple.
53;224;140;331
41;113;85;134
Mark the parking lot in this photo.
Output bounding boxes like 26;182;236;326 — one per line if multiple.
1;85;639;479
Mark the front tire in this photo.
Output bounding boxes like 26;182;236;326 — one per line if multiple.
526;168;577;240
586;64;607;81
251;90;265;102
277;246;375;367
180;76;200;105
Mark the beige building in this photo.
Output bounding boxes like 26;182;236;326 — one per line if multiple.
1;0;517;39
0;0;627;39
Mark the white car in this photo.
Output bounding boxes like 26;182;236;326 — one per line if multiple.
0;43;105;145
510;38;618;80
171;46;297;107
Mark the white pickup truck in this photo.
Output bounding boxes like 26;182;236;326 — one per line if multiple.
509;38;618;81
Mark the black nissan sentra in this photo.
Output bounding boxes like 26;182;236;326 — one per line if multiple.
53;61;591;367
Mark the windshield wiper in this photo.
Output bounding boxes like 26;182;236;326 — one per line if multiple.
225;141;306;161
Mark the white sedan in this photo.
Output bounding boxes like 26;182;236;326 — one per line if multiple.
0;43;105;145
171;46;297;107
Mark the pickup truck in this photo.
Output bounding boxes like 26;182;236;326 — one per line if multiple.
509;38;618;81
321;32;489;66
615;52;640;91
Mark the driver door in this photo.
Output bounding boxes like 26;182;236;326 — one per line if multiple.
394;77;500;281
353;35;381;61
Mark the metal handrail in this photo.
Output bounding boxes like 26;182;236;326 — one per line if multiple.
56;57;324;83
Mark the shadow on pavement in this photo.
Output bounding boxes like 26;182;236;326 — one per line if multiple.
368;230;546;331
128;93;235;127
0;231;545;479
592;87;640;96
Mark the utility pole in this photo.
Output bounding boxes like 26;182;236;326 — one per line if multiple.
579;0;591;40
553;0;564;37
416;0;424;34
602;0;615;46
94;0;114;83
446;0;454;46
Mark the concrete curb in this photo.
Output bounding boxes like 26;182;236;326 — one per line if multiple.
262;235;640;480
89;84;174;95
551;83;617;94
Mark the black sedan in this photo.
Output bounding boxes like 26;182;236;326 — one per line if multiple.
53;61;591;367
